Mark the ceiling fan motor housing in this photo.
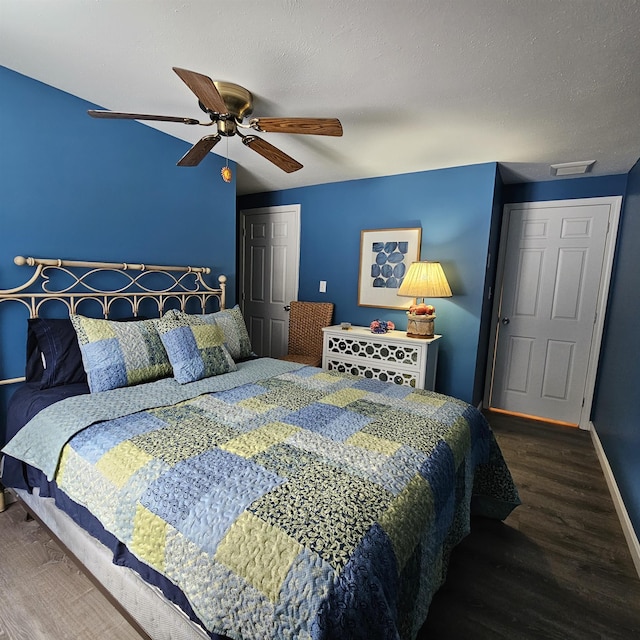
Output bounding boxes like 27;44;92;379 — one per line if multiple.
212;81;254;120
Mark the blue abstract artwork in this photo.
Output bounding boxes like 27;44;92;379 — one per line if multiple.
370;241;409;289
359;228;421;309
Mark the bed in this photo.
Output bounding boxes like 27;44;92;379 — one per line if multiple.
0;256;520;640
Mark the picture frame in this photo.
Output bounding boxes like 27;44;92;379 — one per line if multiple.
358;227;422;309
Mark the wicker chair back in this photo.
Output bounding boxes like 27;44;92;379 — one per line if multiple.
280;300;334;367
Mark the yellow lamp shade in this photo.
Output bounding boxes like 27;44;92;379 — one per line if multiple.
397;261;452;300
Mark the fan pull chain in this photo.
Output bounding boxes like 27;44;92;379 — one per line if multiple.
221;135;232;183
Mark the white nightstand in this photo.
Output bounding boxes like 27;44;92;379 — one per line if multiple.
321;325;441;391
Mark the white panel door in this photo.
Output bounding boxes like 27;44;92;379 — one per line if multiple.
240;205;300;358
488;199;619;426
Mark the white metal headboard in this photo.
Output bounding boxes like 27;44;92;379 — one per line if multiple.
0;256;227;386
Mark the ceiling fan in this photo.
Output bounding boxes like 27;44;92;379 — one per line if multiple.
88;67;343;173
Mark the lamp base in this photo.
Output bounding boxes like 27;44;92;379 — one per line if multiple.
405;313;436;339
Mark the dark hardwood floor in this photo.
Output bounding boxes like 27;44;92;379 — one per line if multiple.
420;411;640;639
1;411;638;639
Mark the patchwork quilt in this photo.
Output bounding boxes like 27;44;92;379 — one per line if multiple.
4;359;520;640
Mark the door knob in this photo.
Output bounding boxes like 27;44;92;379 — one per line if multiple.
284;305;291;311
501;317;510;325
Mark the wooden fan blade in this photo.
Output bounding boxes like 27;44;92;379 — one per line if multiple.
251;117;343;136
242;136;303;173
177;135;221;166
172;67;229;116
87;110;200;125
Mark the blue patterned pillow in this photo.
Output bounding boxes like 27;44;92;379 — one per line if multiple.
194;305;252;361
70;315;172;393
154;311;237;384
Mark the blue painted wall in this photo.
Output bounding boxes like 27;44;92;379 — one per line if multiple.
591;158;640;539
503;173;628;203
0;67;237;440
238;163;499;404
473;170;506;403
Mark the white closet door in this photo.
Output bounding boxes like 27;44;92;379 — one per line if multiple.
240;205;300;358
488;198;619;426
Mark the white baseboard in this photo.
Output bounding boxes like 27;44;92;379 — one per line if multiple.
590;423;640;578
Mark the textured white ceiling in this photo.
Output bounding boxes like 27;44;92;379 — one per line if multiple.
2;0;640;195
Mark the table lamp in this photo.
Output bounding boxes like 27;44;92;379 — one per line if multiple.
397;261;452;338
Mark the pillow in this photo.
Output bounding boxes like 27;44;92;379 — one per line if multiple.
26;316;151;389
195;305;252;361
26;318;87;389
70;315;172;393
154;311;237;384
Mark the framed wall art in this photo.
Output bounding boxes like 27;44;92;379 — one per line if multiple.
358;227;422;309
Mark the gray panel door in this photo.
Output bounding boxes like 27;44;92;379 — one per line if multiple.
489;201;612;424
240;205;300;358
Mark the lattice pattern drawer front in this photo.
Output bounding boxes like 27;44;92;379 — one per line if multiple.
326;335;421;369
322;326;439;391
326;358;419;388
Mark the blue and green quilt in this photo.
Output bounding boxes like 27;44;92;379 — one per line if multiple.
4;359;520;640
